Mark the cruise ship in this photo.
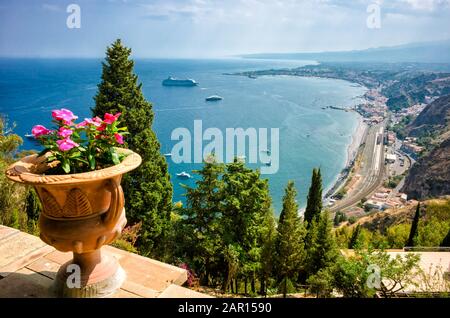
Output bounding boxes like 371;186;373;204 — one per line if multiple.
162;76;198;87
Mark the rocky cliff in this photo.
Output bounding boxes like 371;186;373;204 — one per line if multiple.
402;137;450;199
407;94;450;139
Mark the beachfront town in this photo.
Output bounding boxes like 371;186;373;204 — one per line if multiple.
327;88;428;218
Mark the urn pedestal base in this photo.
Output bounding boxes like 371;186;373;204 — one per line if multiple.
54;249;126;298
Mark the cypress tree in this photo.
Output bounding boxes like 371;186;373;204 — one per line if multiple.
304;168;323;227
305;211;338;277
406;202;420;247
275;181;306;297
348;224;361;249
440;229;450;247
92;39;173;258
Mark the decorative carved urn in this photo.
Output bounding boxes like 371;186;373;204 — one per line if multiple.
6;148;142;297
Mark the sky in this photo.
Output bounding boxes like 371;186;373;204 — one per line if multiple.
0;0;450;58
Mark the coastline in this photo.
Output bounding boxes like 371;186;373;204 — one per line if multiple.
346;114;368;167
324;111;369;199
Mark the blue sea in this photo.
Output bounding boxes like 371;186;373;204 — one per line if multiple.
0;58;366;213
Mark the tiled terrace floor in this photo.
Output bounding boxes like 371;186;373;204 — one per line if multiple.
0;225;210;298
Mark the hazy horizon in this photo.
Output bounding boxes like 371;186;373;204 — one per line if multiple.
1;0;450;58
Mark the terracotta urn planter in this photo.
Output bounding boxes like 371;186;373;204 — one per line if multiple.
6;148;142;297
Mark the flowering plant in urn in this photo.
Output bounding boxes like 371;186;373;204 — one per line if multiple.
6;108;142;298
32;108;127;174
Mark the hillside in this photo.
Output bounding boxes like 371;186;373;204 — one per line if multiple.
402;137;450;200
406;94;450;141
350;198;450;233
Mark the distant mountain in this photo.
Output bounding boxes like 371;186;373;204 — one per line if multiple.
402;137;450;200
242;40;450;63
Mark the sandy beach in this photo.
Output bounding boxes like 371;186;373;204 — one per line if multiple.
346;114;368;166
324;113;369;199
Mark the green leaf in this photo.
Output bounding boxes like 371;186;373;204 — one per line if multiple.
88;153;96;170
61;158;70;174
110;148;120;165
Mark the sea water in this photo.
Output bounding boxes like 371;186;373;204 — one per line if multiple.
0;58;366;213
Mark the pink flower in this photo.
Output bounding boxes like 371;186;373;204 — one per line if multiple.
58;127;73;138
114;133;124;144
52;108;78;124
31;125;51;138
56;138;79;152
93;116;103;124
97;123;107;132
104;112;121;124
76;117;101;128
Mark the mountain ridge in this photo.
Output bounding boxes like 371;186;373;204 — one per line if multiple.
241;39;450;63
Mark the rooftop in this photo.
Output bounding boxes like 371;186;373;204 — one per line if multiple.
0;225;210;298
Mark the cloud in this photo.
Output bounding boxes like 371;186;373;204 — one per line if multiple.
400;0;450;11
42;3;61;12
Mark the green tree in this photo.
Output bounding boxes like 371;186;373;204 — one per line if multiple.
386;224;411;248
275;181;306;297
221;160;272;294
258;210;277;296
305;211;338;278
304;168;323;227
25;188;42;222
177;159;225;286
92;39;173;258
406;202;420;247
0;117;27;228
441;229;450;247
348;224;361;249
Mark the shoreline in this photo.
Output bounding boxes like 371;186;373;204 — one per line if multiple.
325;111;369;200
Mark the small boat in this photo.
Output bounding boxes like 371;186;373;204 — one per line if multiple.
163;153;172;157
205;95;223;102
25;133;34;139
176;171;191;179
162;76;198;87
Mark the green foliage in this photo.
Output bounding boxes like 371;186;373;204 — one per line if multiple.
310;248;421;298
333;211;347;226
0;117;28;229
111;222;142;253
305;211;338;278
177;159;225;285
176;158;275;294
348;224;361;249
307;268;334;298
277;277;295;298
92;39;173;259
348;216;357;224
329;254;375;298
417;216;450;247
275;181;306;292
386;224;411;248
25;187;42;222
221;160;273;294
304;168;323;227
